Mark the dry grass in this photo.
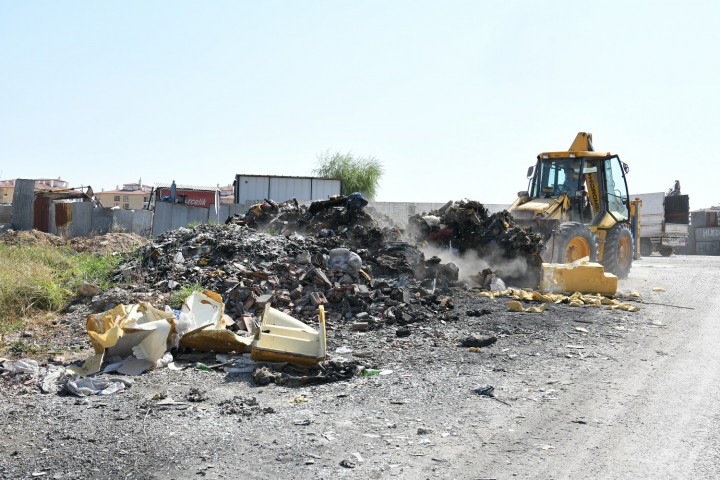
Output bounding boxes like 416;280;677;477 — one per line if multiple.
0;239;121;334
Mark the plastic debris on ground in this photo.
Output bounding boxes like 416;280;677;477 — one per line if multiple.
540;256;618;296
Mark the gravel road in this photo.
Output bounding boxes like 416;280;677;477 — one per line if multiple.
1;255;718;479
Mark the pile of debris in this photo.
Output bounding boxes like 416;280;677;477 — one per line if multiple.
123;209;459;330
409;200;546;286
112;197;555;334
225;195;396;237
1;197;646;399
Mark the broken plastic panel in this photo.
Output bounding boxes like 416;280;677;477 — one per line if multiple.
540;257;618;296
178;291;252;353
251;304;327;366
181;291;224;330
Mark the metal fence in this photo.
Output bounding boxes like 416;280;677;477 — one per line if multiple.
5;184;512;240
6;180;246;239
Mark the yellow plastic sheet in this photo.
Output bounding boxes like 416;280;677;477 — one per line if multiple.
605;303;642;312
66;353;104;377
86;305;129;354
508;301;546;313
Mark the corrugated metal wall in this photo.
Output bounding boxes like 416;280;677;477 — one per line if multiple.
235;176;342;205
54;203;72;237
236;176;270;205
311;178;342;200
33;197;51;232
0;205;12;223
269;177;311;202
10;179;35;231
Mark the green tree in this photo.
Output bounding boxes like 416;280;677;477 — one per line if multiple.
312;151;384;200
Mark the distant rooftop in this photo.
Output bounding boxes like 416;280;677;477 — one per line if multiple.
155;182;219;192
98;189;148;195
0;178;70;190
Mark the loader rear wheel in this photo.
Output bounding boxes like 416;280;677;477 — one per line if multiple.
601;224;634;278
658;246;674;257
554;222;599;263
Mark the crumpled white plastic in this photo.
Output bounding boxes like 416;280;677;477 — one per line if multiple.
2;359;40;376
65;375;133;396
168;310;195;349
327;248;363;276
155;351;173;369
40;365;66;394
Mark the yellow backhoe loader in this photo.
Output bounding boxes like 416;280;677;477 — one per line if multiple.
509;133;636;278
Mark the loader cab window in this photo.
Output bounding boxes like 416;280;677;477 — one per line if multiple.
535;158;581;197
604;156;629;221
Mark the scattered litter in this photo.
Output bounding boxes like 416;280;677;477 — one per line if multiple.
462;335;497;348
508;301;546;313
66;376;132;397
474;385;495;397
186;387;208;402
218;396;274;416
340;458;357;469
473;384;511;406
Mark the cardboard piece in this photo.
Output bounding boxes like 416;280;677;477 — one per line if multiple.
117;357;156;376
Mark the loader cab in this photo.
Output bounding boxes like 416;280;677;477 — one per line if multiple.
527;154;630;226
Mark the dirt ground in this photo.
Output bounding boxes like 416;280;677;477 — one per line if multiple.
1;255;718;480
0;230;145;254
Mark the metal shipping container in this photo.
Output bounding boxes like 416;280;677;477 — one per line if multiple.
695;227;720;241
691;211;719;228
233;175;342;206
696;241;720;255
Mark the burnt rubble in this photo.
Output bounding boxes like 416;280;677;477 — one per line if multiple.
106;198;545;337
115;202;458;335
409;200;546;286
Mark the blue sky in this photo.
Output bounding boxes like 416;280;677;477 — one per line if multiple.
1;1;718;208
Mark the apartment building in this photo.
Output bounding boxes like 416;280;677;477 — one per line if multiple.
96;182;152;210
219;184;234;204
0;178;70;204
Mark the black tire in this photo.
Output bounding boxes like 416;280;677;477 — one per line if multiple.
640;238;653;256
553;222;599;264
658;245;674;257
601;223;634;278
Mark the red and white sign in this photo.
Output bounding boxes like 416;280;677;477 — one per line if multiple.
160;189;217;209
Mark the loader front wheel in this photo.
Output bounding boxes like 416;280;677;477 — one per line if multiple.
601;224;634;278
554;222;599;264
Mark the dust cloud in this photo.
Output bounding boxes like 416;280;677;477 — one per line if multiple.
420;243;530;285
